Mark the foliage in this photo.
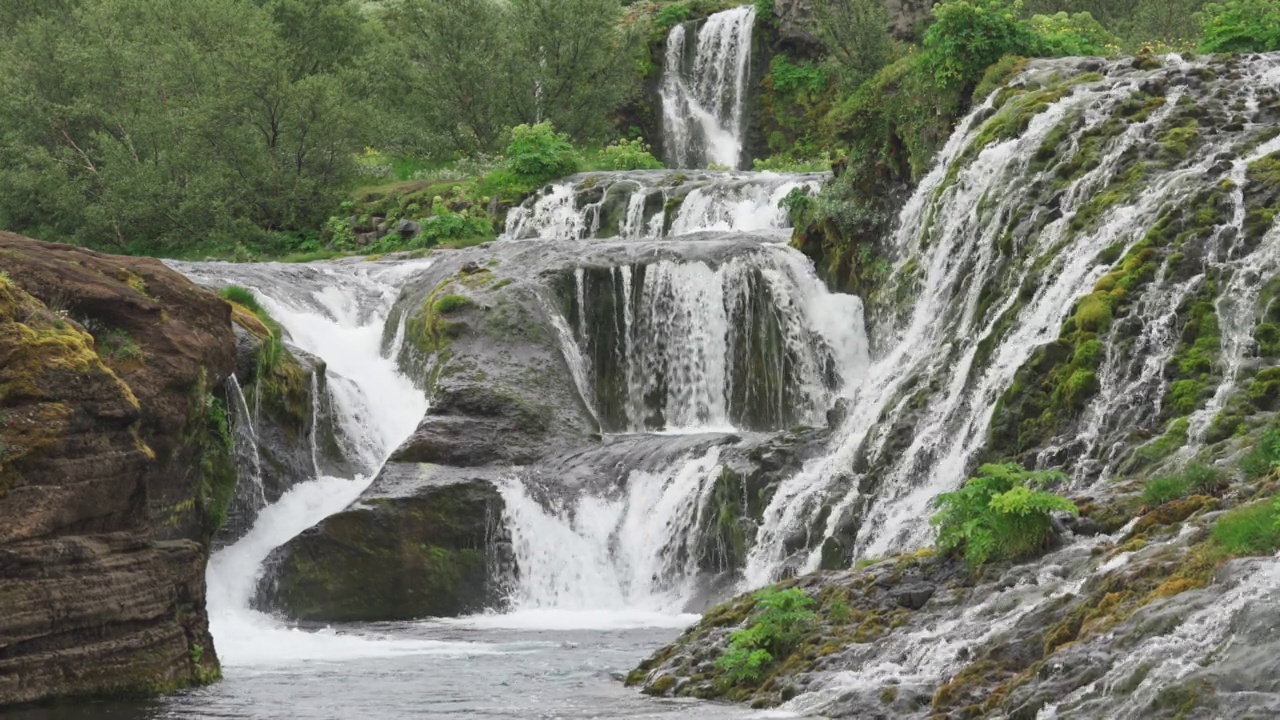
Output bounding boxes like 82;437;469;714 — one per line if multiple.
1242;425;1280;479
655;2;693;30
505;122;582;187
219;286;262;313
97;328;143;363
1028;11;1119;56
811;0;893;92
925;0;1039;88
388;0;639;153
753;153;834;173
1212;498;1280;556
715;588;816;686
590;137;664;171
0;0;367;256
1199;0;1280;53
932;463;1078;568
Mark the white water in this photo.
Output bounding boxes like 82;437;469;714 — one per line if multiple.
501;446;727;614
504;171;823;241
178;260;441;665
660;6;757;169
559;247;869;433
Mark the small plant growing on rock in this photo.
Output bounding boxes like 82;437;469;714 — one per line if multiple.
715;588;816;686
932;463;1077;569
1213;498;1280;556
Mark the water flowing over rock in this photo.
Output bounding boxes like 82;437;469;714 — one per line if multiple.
505;170;823;241
660;6;758;169
632;52;1280;719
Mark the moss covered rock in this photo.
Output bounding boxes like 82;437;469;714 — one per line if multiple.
0;233;236;707
257;472;514;621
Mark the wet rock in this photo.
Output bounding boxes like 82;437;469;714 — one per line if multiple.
0;233;234;706
257;471;515;622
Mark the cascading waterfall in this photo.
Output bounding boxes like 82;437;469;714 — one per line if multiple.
561;248;868;432
660;5;757;169
172;259;440;663
220;375;267;542
499;446;726;616
504;170;823;241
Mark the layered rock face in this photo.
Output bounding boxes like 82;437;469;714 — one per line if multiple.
0;234;235;706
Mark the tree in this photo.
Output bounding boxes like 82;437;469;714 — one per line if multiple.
1199;0;1280;53
924;0;1040;88
389;0;515;154
0;0;364;254
812;0;894;92
504;0;640;143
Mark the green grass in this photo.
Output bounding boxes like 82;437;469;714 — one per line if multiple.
1212;499;1280;556
1142;461;1225;505
219;285;261;313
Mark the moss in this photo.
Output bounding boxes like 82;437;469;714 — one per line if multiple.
185;371;235;539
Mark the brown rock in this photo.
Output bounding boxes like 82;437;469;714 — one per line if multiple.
0;234;236;706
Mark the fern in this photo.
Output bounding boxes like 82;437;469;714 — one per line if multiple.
932;463;1078;568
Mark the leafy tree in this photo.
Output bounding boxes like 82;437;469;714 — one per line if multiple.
1199;0;1280;53
389;0;514;153
931;463;1078;568
924;0;1040;88
812;0;894;92
1029;11;1118;56
0;0;364;254
505;0;640;143
1129;0;1203;46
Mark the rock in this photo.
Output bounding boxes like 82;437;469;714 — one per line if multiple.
0;233;236;706
395;219;420;238
256;472;515;621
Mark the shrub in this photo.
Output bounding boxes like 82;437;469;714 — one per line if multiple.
1213;498;1280;556
714;588;816;686
924;0;1038;88
932;463;1078;568
1143;475;1190;506
594;138;664;171
655;2;692;30
504;122;580;187
1028;12;1117;57
1242;426;1280;479
1199;0;1280;54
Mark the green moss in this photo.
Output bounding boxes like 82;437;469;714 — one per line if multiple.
433;294;475;314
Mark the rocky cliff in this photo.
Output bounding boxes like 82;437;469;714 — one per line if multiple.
0;234;236;706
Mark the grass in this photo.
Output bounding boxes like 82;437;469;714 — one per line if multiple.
98;328;143;363
1141;462;1225;506
1212;499;1280;556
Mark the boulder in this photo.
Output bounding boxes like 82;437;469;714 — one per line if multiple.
256;470;515;622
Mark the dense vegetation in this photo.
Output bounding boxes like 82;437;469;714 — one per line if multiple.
1;0;1278;263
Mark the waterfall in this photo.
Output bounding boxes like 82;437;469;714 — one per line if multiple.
172;259;436;664
499;446;725;616
220;374;267;542
504;170;823;241
742;54;1280;582
660;6;757;169
558;248;868;433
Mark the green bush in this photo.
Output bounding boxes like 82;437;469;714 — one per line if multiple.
593;138;664;171
1199;0;1280;54
1028;12;1117;56
932;463;1078;568
924;0;1038;88
1213;498;1280;555
655;2;692;30
714;588;816;686
504;122;581;187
